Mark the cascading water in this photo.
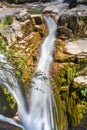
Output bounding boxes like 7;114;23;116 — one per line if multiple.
25;16;59;130
0;54;28;127
0;16;59;130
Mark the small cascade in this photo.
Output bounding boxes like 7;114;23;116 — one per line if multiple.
0;54;28;125
26;16;59;130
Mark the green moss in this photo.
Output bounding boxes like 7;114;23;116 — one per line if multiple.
0;37;7;53
70;17;87;40
27;32;40;45
55;64;80;88
6;48;28;80
53;88;67;130
74;85;87;101
66;98;82;127
0;22;5;29
0;87;17;117
5;15;13;25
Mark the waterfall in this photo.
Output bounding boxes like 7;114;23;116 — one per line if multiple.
0;17;59;130
0;54;28;125
37;17;57;75
25;16;59;130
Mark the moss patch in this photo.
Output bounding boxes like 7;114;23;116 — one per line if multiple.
0;87;17;117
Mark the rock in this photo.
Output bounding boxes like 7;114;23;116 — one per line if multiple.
0;25;16;45
72;76;87;101
58;13;79;34
34;25;43;32
43;3;69;14
0;6;29;45
43;3;69;21
15;9;30;22
0;115;23;130
57;26;73;38
74;76;87;85
21;20;33;37
0;6;23;18
65;39;87;56
31;14;43;25
0;121;23;130
57;4;87;38
0;19;23;45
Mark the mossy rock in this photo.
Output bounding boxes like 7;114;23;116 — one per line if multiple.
0;87;17;117
5;15;13;25
72;81;87;101
25;32;41;46
55;64;80;88
21;20;33;37
66;97;82;127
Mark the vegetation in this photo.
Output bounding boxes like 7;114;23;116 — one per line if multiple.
5;15;13;25
0;36;7;53
0;15;13;31
0;87;17;117
55;64;80;88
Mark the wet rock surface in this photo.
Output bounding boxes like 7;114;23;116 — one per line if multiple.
0;121;23;130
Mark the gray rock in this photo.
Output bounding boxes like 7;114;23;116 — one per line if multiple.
74;76;87;85
0;6;30;45
0;25;16;45
0;20;23;45
43;3;69;21
65;39;87;56
15;9;30;22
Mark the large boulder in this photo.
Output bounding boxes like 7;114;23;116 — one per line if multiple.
57;4;87;38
